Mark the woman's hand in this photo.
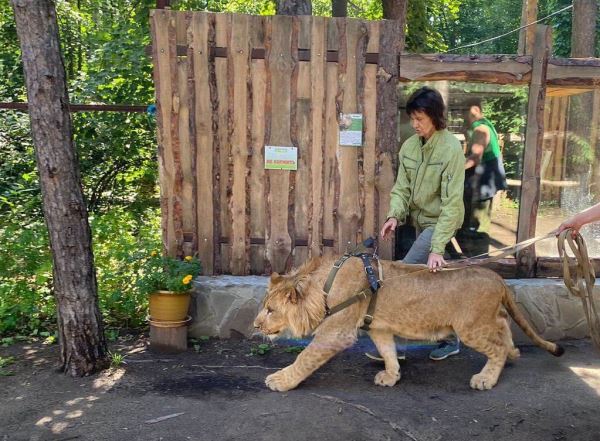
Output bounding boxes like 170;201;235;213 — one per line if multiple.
553;216;583;237
427;252;446;272
380;217;398;241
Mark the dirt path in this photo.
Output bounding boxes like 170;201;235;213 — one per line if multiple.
1;336;599;441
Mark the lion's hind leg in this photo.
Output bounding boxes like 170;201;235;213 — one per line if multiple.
368;330;401;387
458;321;510;390
499;308;520;360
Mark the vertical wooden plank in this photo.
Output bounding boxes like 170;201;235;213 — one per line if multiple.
293;15;313;267
362;21;379;241
309;16;326;259
323;18;339;257
337;18;365;252
178;55;194;257
175;11;187;46
215;13;231;273
376;18;401;260
516;24;552;277
338;19;367;248
152;9;180;258
249;15;267;274
265;15;294;273
189;11;215;274
229;14;250;275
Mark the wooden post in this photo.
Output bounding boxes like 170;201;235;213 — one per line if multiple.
516;24;551;277
518;0;538;55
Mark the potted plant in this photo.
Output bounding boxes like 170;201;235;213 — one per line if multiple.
137;252;202;322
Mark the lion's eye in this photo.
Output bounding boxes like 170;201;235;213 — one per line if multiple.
266;307;273;314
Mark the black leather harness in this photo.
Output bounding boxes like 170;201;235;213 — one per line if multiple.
322;238;381;331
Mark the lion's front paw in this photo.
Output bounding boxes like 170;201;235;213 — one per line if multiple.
265;370;296;392
374;370;400;387
470;373;497;390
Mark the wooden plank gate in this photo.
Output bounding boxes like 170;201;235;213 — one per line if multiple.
150;10;402;275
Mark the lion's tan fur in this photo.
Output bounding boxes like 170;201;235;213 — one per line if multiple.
254;256;563;392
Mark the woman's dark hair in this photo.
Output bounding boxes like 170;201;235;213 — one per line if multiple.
406;86;447;130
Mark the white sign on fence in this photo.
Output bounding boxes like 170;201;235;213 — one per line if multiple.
264;146;298;171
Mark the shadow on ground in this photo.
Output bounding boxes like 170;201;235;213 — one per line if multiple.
1;336;599;441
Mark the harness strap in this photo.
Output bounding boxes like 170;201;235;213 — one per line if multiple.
358;253;380;331
323;253;352;294
326;288;371;317
322;241;375;294
321;239;381;331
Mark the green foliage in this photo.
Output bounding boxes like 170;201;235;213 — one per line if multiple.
539;0;573;57
0;208;161;337
284;345;304;354
108;351;125;368
0;355;16;376
136;253;202;296
250;343;272;355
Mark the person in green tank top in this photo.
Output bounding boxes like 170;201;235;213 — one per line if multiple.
458;99;507;256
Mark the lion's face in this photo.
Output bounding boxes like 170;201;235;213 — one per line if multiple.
253;301;289;339
253;260;326;339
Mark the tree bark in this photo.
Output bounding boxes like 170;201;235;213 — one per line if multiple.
382;0;408;20
517;0;538;55
571;0;597;58
275;0;311;15
568;0;598;198
11;0;107;376
332;0;347;17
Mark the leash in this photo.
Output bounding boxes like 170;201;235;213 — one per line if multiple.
378;232;557;285
557;229;600;351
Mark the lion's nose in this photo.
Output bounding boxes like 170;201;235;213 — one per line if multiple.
253;320;260;329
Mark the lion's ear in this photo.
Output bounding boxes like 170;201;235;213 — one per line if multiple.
285;287;300;304
270;272;281;283
284;273;308;305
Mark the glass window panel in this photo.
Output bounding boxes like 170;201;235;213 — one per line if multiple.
397;81;527;259
536;88;600;257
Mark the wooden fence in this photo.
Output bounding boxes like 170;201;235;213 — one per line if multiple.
150;10;402;275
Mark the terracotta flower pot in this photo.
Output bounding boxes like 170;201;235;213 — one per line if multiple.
149;290;191;322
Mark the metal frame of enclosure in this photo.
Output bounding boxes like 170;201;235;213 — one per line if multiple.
150;9;600;277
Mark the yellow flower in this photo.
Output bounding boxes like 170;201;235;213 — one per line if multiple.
182;275;193;285
184;256;193;262
151;251;158;257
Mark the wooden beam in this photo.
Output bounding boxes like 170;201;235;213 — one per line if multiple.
547;58;600;87
536;257;600;277
0;102;148;112
516;25;552;278
399;54;533;85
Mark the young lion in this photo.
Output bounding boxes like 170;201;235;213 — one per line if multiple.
254;256;564;392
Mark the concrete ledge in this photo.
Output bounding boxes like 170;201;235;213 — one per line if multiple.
189;276;600;343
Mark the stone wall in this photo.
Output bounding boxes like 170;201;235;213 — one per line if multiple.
189;276;600;343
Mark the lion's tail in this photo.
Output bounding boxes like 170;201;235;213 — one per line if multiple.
502;286;565;357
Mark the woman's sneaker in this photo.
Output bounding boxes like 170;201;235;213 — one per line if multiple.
365;350;406;362
429;340;460;361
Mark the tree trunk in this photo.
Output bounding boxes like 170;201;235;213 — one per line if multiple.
332;0;347;17
276;0;311;15
517;0;538;55
382;0;408;20
571;0;597;58
568;0;598;198
11;0;107;376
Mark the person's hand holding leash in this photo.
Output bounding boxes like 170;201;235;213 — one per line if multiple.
427;252;446;272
